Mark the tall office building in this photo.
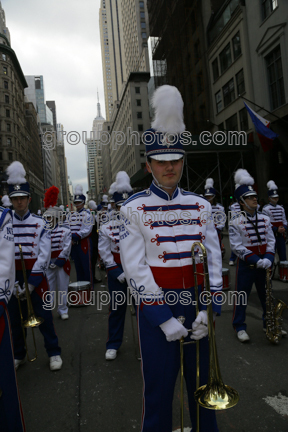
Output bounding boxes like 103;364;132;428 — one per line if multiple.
57;123;70;206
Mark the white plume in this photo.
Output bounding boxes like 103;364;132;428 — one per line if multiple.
102;194;108;202
234;169;254;186
108;203;112;210
109;182;117;195
6;161;26;185
205;178;214;189
89;200;97;210
115;171;132;193
267;180;277;190
74;184;83;195
151;85;186;134
1;195;11;207
59;205;64;211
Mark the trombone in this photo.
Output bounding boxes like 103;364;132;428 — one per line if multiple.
16;244;44;362
178;242;239;432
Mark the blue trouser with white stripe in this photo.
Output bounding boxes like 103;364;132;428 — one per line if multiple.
0;301;26;432
138;287;218;432
71;237;93;288
275;234;286;261
232;258;266;332
106;264;128;350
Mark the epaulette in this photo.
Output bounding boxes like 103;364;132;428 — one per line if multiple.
0;207;11;229
122;190;151;206
31;213;43;219
181;189;209;203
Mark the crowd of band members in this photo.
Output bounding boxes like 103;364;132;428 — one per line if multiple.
1;88;288;432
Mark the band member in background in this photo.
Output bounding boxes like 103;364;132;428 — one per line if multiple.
229;169;278;342
262;181;287;262
70;185;93;289
6;161;62;371
44;186;72;320
0;202;26;431
119;85;222;432
88;200;101;284
204;178;225;250
228;200;241;266
98;173;133;360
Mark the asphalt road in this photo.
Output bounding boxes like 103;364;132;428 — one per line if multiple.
16;236;288;432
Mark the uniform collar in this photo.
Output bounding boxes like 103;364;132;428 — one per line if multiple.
245;210;257;218
14;210;30;221
150;181;179;201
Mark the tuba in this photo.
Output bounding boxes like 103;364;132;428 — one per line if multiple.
178;242;239;432
265;268;288;344
16;244;44;362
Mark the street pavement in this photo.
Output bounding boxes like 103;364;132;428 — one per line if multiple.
16;236;288;432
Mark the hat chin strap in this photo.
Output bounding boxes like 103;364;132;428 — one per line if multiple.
147;157;185;190
240;196;254;212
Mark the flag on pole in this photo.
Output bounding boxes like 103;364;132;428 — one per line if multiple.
243;101;278;152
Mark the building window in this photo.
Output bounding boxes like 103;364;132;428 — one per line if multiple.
35;77;41;90
194;40;200;63
219;43;232;74
2;53;6;61
5;94;9;103
6;109;10;117
7;138;11;146
232;32;241;60
8;152;13;161
138;124;143;132
137;112;142;119
135;87;140;94
142;32;147;39
226;113;238;131
266;45;285;110
3;66;7;75
136;99;141;106
236;69;245;95
139;1;144;8
6;123;11;132
212;58;219;81
239;108;248;131
215;91;222;113
223;78;235;107
140;12;145;18
262;0;278;20
141;22;146;29
4;80;8;89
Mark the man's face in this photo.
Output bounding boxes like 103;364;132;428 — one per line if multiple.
11;196;31;213
206;195;214;203
269;197;279;204
242;195;258;211
75;202;84;211
146;158;183;191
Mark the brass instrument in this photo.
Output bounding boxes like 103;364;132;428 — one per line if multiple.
265;268;288;344
178;242;239;432
16;244;44;362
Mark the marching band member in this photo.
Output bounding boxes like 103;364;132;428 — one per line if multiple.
262;181;287;262
88;200;101;284
1;194;12;208
6;162;62;371
44;186;72;320
229;169;276;342
70;185;93;288
119;85;222;432
98;173;133;360
204;178;225;249
0;203;26;431
228;200;241;266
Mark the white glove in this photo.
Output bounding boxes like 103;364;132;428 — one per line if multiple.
23;282;35;294
49;263;57;269
256;259;264;269
262;258;272;269
13;283;26;300
117;272;126;283
191;311;208;341
159;317;188;342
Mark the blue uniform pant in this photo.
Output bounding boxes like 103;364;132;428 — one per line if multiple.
275;234;286;261
232;259;266;332
106;267;128;350
0;301;26;432
229;251;237;262
71;238;93;288
138;287;218;432
7;291;61;360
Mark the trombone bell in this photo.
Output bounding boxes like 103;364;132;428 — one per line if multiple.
23;315;44;328
195;383;239;410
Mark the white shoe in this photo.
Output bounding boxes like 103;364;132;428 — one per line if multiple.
237;330;250;342
14;358;26;370
50;355;63;371
105;349;117;360
263;328;287;337
60;313;69;320
229;260;235;266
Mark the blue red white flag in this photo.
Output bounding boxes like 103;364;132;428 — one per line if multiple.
244;101;278;152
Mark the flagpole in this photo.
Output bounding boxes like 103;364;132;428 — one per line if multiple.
240;95;288;126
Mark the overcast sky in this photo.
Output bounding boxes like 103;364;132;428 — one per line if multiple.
2;0;105;198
